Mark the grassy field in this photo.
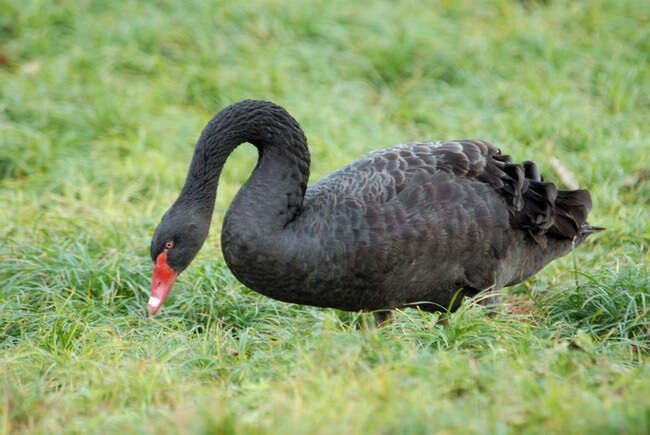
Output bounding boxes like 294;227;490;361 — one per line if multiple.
1;0;649;433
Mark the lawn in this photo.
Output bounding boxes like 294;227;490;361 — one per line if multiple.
1;0;649;433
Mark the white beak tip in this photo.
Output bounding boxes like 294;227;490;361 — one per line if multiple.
148;296;161;308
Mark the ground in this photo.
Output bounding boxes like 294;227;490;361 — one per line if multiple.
1;0;649;433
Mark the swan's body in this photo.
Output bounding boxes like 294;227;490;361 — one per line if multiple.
148;100;601;315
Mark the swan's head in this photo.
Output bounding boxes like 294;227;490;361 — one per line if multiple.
148;206;209;315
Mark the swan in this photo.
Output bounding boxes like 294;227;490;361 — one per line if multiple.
148;100;602;319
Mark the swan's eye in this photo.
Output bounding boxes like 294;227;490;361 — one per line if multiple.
165;241;174;249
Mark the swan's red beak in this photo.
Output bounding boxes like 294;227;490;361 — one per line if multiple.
148;251;178;315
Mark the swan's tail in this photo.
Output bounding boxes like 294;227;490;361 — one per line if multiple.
505;159;604;246
547;189;605;243
468;141;605;246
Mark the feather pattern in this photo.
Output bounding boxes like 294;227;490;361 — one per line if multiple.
151;100;603;315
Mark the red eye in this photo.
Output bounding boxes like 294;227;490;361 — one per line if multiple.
165;241;174;249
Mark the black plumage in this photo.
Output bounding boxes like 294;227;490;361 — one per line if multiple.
149;100;602;315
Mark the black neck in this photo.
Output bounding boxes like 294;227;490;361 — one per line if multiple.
175;100;310;234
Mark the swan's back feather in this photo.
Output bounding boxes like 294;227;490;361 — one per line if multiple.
306;139;594;244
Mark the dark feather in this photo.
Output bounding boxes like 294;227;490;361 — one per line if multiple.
151;100;603;316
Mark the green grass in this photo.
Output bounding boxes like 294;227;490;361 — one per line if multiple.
1;0;649;433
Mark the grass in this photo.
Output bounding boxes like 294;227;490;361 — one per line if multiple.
1;0;649;433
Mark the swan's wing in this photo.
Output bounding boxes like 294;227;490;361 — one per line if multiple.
304;140;596;244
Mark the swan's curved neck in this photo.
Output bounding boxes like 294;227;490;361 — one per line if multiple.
177;100;310;237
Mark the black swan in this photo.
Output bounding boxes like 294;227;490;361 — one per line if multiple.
148;100;602;318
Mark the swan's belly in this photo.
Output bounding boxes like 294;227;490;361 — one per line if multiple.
223;211;511;312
